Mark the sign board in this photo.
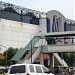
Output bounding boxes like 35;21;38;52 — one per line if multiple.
46;10;66;32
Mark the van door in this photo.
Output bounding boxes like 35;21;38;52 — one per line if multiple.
35;66;44;75
28;65;36;75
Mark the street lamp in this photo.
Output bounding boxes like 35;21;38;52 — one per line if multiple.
0;45;7;67
30;31;41;64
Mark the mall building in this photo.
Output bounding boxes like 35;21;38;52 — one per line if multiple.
0;1;47;53
0;1;75;66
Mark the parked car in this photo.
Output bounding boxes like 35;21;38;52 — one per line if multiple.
69;67;75;73
7;64;54;75
0;66;6;75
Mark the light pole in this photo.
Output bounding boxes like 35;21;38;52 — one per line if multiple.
30;31;41;64
0;45;7;67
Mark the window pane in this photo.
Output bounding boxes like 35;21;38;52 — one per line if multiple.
10;65;25;74
35;66;42;73
42;66;48;73
29;65;34;72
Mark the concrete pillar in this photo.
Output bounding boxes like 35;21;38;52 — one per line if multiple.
49;53;54;68
40;45;44;65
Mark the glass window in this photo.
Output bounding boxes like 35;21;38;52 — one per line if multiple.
10;65;25;74
42;66;48;73
29;65;35;72
35;66;42;73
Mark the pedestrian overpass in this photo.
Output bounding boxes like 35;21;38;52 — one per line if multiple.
43;44;75;53
10;31;75;67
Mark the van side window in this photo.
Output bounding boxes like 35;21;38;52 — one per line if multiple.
29;65;34;72
42;66;48;73
10;65;25;74
35;66;42;73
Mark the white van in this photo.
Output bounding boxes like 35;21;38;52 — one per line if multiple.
7;64;54;75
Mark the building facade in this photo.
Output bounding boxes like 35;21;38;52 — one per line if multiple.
0;1;46;53
0;1;75;53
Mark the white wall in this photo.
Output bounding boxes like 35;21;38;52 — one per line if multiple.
0;18;41;53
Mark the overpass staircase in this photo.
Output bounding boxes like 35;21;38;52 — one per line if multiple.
11;36;68;67
17;47;41;64
10;36;41;62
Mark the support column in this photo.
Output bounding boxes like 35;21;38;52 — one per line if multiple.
49;53;54;68
40;45;44;65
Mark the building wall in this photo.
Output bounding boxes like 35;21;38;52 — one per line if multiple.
39;18;46;33
0;18;46;53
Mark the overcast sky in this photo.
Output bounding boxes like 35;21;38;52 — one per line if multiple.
0;0;74;20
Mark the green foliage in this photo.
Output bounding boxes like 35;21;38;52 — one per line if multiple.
0;58;5;66
64;53;75;66
3;47;19;60
3;47;19;66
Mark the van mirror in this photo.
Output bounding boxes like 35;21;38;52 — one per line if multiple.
45;69;52;73
5;69;8;73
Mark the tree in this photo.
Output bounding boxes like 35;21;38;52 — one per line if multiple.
0;58;5;66
3;47;19;65
64;53;75;66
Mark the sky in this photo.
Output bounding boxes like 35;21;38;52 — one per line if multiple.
0;0;74;20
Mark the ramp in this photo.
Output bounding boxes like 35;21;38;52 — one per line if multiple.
23;47;41;63
17;47;41;64
10;36;40;62
54;53;68;67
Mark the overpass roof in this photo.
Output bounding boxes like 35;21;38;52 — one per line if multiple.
35;31;75;37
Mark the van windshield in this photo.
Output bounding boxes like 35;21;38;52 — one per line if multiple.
10;65;25;74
